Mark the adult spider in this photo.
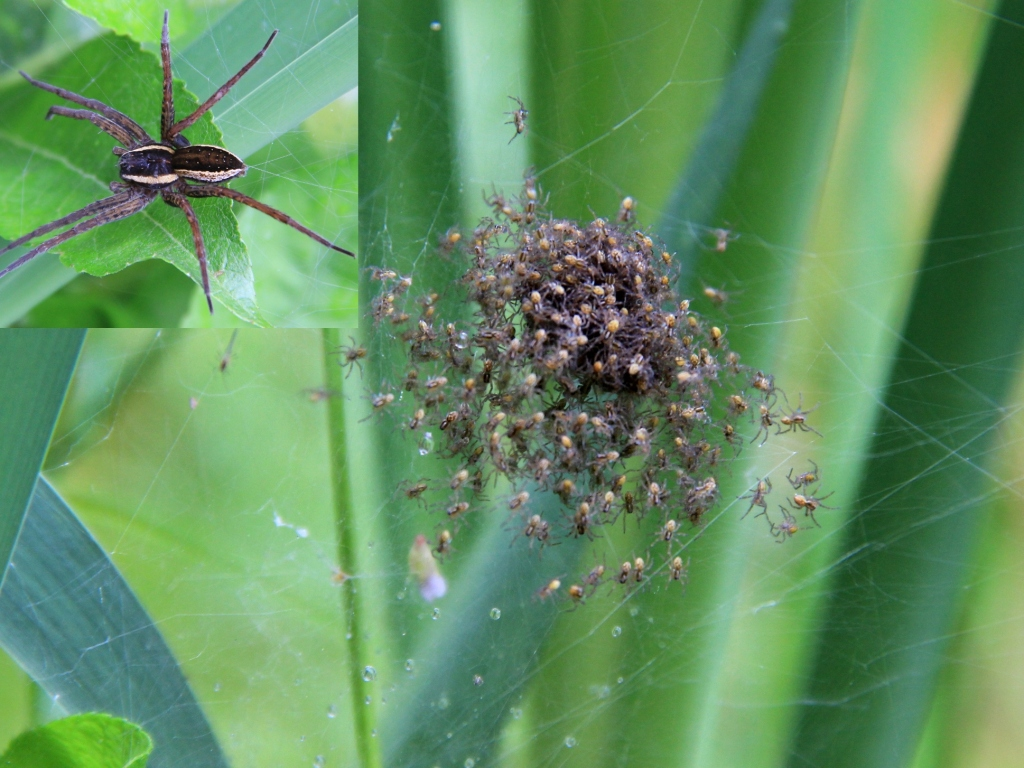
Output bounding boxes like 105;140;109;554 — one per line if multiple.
0;11;354;314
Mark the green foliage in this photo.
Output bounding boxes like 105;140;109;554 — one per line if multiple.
0;713;152;768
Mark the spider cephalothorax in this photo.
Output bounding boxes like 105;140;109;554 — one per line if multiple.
0;10;354;314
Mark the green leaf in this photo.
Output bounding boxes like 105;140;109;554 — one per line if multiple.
0;330;83;580
61;0;233;46
789;3;1024;765
0;713;152;768
0;35;260;323
0;478;228;768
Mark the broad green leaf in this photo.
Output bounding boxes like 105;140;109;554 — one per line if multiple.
61;0;235;47
789;2;1024;765
0;478;228;768
0;330;83;579
0;713;152;768
0;35;260;323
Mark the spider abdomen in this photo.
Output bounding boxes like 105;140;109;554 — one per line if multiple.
119;144;178;187
173;145;246;183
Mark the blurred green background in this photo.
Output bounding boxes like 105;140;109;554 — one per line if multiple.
0;0;357;327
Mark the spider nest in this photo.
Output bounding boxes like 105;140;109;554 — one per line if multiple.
369;177;824;603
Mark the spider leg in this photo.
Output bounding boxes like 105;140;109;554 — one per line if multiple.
46;105;137;147
183;184;355;256
167;29;279;140
160;10;176;144
0;193;133;259
0;189;154;280
161;191;214;314
20;71;152;146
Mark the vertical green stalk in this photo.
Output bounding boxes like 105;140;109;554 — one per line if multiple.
321;328;381;768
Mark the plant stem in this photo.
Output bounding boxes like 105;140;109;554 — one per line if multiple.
321;329;381;768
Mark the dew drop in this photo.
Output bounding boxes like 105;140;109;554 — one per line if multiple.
213;682;221;692
629;606;640;617
464;759;476;768
313;756;325;768
438;695;450;710
611;626;622;638
365;696;372;705
430;21;442;31
327;705;337;719
362;666;377;682
510;707;522;719
489;607;501;620
473;674;484;686
617;676;624;684
432;607;441;620
371;730;378;737
565;736;577;748
405;659;415;673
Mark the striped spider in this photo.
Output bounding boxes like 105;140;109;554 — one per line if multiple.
0;11;353;313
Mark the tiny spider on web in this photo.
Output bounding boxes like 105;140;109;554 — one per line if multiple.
505;96;528;144
0;10;354;314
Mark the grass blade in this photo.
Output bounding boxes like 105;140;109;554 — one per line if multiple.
0;477;228;768
789;4;1024;765
177;0;358;158
0;330;83;578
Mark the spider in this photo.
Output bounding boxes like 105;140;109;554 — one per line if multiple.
505;96;528;144
0;11;354;313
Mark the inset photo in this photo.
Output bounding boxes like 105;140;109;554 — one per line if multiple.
0;0;356;327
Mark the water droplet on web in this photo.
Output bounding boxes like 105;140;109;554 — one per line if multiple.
510;707;522;719
611;626;622;637
629;606;640;617
438;695;450;710
313;756;325;768
405;659;415;673
617;676;624;684
490;607;501;620
327;705;337;719
296;527;309;538
419;432;434;455
432;607;441;620
464;759;475;768
564;736;577;748
362;666;377;682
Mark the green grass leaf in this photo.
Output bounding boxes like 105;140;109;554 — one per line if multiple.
0;330;83;580
176;0;358;159
0;713;152;768
789;4;1024;765
0;478;228;768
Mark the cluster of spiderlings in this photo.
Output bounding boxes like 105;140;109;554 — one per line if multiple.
369;177;823;600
